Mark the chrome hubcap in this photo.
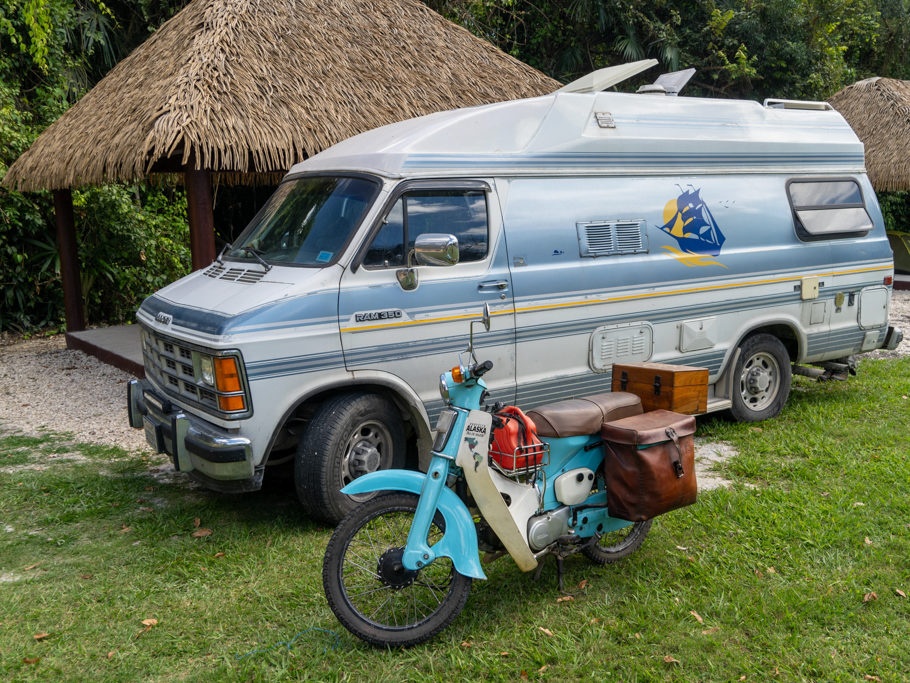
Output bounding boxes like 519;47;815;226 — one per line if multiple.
739;351;780;411
341;421;393;498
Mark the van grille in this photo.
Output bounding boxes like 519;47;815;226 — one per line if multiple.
203;263;266;283
140;325;250;419
577;220;648;257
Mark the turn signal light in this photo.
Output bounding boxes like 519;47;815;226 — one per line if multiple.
218;395;246;412
214;357;242;392
450;365;464;383
884;276;893;286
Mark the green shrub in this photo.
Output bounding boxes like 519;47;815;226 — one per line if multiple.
0;179;191;333
878;191;910;233
73;183;191;326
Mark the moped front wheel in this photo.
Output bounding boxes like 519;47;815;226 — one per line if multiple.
582;519;653;564
322;493;472;647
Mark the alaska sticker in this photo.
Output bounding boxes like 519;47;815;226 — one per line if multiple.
659;187;727;268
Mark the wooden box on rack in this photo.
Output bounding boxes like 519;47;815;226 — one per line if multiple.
610;362;709;415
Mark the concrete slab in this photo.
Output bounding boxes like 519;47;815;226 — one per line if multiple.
66;325;144;377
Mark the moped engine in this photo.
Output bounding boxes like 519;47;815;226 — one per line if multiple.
527;506;570;551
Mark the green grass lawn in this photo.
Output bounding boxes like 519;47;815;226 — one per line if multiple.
1;358;908;681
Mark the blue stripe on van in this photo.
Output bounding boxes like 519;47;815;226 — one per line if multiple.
141;295;234;336
805;327;885;357
143;265;888;341
514;291;800;345
246;350;346;380
242;294;882;383
342;329;516;368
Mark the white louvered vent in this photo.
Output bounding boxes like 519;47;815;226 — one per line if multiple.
577;220;648;257
202;263;265;284
589;322;653;372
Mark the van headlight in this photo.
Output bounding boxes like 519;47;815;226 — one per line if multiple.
200;355;215;386
195;351;248;413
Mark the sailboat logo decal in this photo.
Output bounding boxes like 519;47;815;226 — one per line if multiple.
659;187;727;268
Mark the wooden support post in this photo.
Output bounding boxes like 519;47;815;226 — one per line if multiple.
53;189;86;332
185;166;216;271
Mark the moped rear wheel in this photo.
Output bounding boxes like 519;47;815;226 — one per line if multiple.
323;493;472;647
582;519;652;564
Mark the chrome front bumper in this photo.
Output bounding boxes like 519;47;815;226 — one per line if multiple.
127;379;262;492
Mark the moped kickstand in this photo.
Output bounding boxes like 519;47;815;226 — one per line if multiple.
532;554;570;593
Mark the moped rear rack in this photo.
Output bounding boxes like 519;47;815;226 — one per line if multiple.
489;442;550;478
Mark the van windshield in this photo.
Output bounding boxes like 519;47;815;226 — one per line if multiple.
226;175;380;266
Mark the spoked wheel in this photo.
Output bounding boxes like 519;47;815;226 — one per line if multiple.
323;493;472;648
582;519;653;564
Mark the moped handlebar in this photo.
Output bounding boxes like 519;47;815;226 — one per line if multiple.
471;360;494;377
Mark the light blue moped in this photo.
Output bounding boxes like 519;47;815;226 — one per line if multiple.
322;305;652;647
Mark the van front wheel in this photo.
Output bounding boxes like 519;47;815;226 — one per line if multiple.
295;393;406;523
729;333;792;422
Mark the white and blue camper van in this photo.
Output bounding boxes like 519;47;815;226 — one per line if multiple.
128;66;902;522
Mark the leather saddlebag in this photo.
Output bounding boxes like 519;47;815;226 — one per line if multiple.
601;409;697;521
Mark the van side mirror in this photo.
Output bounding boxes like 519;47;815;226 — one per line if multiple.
396;234;460;291
414;234;459;267
396;268;417;291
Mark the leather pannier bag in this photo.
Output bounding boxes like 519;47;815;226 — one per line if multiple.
600;409;697;521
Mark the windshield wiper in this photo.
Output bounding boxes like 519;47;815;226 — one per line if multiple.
239;246;272;272
215;242;233;266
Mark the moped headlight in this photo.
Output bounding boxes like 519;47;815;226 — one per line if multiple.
199;355;215;386
432;408;458;452
438;373;450;401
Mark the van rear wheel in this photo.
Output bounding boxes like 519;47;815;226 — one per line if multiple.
729;333;792;422
295;393;405;523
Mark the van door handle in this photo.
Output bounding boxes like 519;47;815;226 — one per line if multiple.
478;280;509;292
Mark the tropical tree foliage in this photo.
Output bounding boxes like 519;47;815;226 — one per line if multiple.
0;0;191;333
428;0;907;99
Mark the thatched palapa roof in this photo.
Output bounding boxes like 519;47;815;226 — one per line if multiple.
828;77;910;192
3;0;559;192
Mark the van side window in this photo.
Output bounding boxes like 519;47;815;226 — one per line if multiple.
787;179;873;240
363;190;488;268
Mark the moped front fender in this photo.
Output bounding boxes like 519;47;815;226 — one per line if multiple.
342;471;486;580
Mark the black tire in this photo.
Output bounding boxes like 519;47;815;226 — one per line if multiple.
729;333;792;422
323;493;472;648
295;393;405;523
582;519;652;565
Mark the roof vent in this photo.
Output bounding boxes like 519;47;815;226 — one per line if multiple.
636;84;668;96
557;59;658;94
763;99;834;111
636;68;696;96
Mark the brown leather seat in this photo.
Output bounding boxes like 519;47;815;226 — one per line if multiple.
526;392;643;438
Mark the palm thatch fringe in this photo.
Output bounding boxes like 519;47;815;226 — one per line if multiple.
3;0;560;192
829;77;910;192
